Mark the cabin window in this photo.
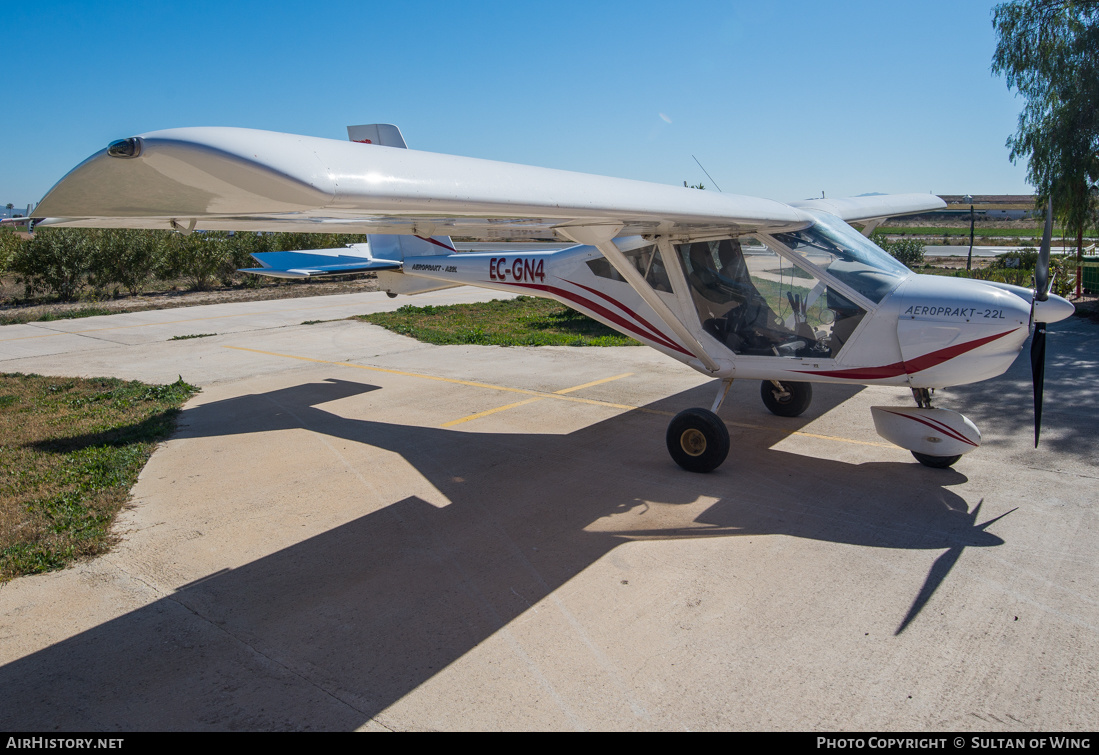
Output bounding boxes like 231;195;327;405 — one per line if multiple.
676;236;867;358
586;244;673;293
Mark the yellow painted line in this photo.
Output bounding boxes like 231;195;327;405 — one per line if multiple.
713;420;890;447
221;345;893;448
443;372;635;427
777;430;896;449
0;331;84;342
223;345;663;414
441;397;546;428
0;300;372;342
554;373;633;394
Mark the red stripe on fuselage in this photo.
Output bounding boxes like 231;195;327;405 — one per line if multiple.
566;280;684;350
794;329;1017;380
505;281;692;356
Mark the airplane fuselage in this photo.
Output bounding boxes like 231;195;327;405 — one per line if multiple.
396;243;1061;391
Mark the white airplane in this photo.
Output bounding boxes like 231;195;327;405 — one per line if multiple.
0;204;36;229
30;124;1075;472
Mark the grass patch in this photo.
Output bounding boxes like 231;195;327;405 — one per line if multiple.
356;296;639;346
169;333;216;341
0;307;114;326
0;374;198;581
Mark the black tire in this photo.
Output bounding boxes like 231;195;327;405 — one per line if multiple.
666;408;730;473
760;380;812;417
912;451;962;469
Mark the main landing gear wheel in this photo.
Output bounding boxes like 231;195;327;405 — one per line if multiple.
760;380;812;417
911;451;962;469
666;408;730;473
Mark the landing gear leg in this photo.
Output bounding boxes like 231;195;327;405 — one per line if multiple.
711;378;734;413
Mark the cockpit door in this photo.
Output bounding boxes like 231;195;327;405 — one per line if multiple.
674;236;868;361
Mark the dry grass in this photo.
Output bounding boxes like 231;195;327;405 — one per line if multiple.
0;374;197;581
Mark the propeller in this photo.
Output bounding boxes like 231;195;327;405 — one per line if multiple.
1031;199;1053;447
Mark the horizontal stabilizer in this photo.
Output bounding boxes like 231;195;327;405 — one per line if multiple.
242;249;401;279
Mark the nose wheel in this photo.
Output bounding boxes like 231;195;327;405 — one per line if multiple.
908;389;963;469
666;408;730;473
911;451;962;469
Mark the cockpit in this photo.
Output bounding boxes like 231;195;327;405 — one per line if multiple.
584;214;911;361
678;213;910;359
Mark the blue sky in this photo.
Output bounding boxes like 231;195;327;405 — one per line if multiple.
1;1;1032;209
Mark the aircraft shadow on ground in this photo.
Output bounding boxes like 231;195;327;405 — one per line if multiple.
0;376;1011;730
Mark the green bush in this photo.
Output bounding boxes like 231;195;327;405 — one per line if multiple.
1050;255;1077;298
0;227;23;276
270;232;367;251
7;227;377;299
990;247;1039;272
870;233;925;268
11;228;94;300
223;232;272;287
966;248;1075;295
955;266;1031;287
159;232;233;291
90;229;169;297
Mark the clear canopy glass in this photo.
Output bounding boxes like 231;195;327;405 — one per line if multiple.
675;237;867;359
770;212;910;304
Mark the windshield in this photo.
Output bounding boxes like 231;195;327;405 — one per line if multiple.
771;212;910;303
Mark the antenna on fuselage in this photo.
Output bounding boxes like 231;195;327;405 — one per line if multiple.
691;155;723;192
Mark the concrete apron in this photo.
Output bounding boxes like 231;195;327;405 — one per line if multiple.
0;287;1095;731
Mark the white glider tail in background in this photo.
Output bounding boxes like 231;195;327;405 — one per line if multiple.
30;125;1074;472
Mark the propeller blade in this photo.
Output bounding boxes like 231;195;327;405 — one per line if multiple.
1031;321;1047;447
1036;199;1052;301
1031;199;1054;446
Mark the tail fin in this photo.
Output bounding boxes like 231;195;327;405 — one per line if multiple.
347;123;454;259
347;123;407;148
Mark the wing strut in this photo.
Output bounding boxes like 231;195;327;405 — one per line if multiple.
860;218;885;237
588;236;721;372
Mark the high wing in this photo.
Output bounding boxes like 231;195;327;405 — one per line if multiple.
788;194;943;223
30;127;943;241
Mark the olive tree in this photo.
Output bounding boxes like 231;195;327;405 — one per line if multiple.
992;0;1099;296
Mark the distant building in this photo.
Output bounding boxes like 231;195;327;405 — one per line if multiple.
935;195;1037;221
